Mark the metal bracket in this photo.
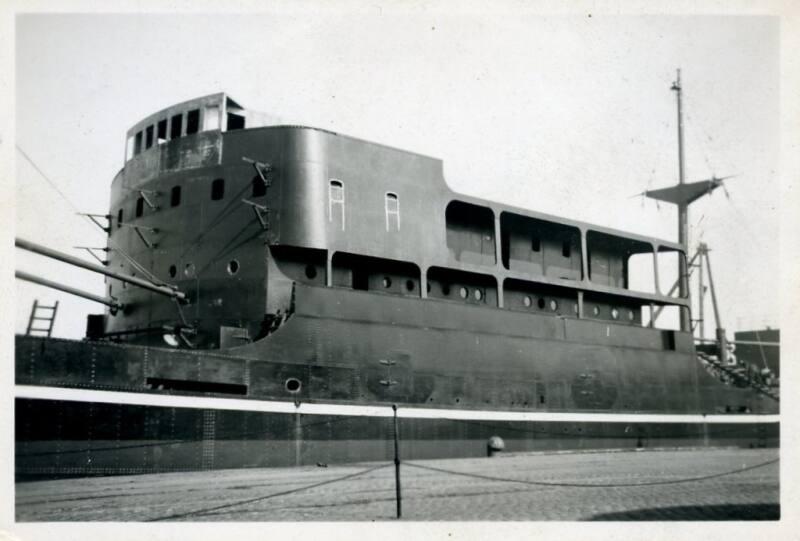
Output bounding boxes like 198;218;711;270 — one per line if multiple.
242;157;273;188
117;222;159;249
379;359;398;387
78;213;111;233
138;190;160;211
74;246;109;266
242;199;270;230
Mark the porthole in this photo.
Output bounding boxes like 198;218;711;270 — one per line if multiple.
537;298;546;310
227;260;240;275
406;279;415;292
592;305;600;316
305;265;317;279
285;378;302;393
168;265;177;278
628;309;635;321
442;284;451;296
459;286;468;299
611;308;620;320
474;289;483;301
382;276;392;288
549;299;558;311
523;295;532;307
184;263;196;278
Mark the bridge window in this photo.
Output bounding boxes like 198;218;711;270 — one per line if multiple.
135;197;144;218
211;178;225;201
227;112;245;130
252;175;267;197
126;136;134;161
385;192;400;231
186;109;200;135
145;125;154;149
117;208;123;227
157;119;168;143
203;105;220;131
134;131;143;155
170;186;181;207
170;113;183;139
329;179;345;231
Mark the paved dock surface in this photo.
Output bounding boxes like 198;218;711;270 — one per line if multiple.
16;447;779;521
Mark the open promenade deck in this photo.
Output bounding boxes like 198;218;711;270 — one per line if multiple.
15;447;778;522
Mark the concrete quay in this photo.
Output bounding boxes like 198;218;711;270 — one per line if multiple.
15;447;778;522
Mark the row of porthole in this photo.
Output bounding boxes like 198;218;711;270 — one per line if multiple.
519;295;636;321
380;276;417;292
164;260;241;279
437;283;485;301
521;295;565;312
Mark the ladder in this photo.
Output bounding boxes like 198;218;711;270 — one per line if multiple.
26;299;59;337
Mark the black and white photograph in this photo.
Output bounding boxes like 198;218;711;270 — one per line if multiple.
3;1;797;538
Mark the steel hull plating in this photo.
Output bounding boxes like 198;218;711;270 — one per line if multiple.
14;285;778;480
15;394;777;481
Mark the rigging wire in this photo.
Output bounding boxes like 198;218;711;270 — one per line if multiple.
15;144;173;291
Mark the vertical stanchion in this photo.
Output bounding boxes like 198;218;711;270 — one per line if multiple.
392;404;402;519
294;407;302;467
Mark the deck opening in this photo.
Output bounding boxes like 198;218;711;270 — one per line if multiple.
145;377;247;395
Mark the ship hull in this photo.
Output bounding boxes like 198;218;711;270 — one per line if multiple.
15;285;779;480
15;392;778;481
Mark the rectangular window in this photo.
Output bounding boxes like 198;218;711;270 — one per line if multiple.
252;175;266;197
211;178;225;201
227;112;245;130
170;114;183;139
531;236;541;252
186;109;200;134
134;131;143;155
329;179;345;231
171;185;181;207
145;125;154;149
203;105;220;131
126;136;134;161
157;119;168;143
562;240;571;258
135;196;144;217
385;192;400;231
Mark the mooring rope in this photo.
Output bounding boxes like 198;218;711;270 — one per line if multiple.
145;462;391;521
404;456;778;489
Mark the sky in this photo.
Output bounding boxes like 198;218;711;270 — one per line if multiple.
13;8;781;339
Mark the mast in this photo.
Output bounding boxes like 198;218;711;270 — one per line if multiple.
645;69;728;333
671;69;691;332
